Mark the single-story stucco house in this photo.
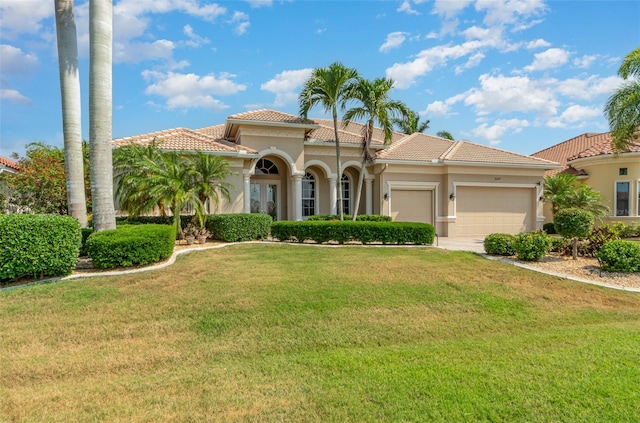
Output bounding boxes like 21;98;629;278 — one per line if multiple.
532;131;640;224
0;155;19;175
113;109;560;237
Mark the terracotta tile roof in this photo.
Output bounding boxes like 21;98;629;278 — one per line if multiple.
0;155;19;170
313;118;405;145
531;131;640;176
306;125;364;144
377;133;558;167
194;124;225;138
228;109;313;125
113;127;257;154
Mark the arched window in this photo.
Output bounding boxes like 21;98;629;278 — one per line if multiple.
341;173;351;215
302;172;316;218
255;158;279;175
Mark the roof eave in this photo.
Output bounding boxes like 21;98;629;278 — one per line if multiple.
226;118;320;131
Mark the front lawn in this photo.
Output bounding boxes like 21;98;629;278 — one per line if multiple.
2;244;639;422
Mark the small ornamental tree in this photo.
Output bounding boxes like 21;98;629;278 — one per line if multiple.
553;207;595;260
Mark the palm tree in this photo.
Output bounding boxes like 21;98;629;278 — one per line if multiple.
604;47;640;152
299;62;359;220
189;152;233;227
436;130;454;140
544;173;609;219
54;0;88;228
544;173;578;215
89;0;116;231
392;110;429;134
343;77;410;220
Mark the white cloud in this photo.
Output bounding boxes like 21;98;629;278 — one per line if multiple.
142;70;247;111
379;32;408;53
398;0;420;15
464;73;560;117
573;54;598;69
472;118;530;145
387;39;500;88
114;0;226;22
0;44;39;75
424;101;451;117
245;0;272;7
523;48;570;72
0;0;53;39
0;88;31;105
432;0;473;19
454;52;485;74
553;75;622;101
183;24;210;47
546;105;602;128
525;38;551;49
115;40;175;64
261;68;313;107
230;11;250;35
475;0;547;27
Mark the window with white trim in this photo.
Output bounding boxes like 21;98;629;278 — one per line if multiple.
255;158;279;175
616;181;630;216
302;172;316;218
341;174;351;215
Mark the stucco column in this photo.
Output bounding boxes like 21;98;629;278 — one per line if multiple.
365;178;374;215
243;171;251;213
293;174;303;221
329;177;337;215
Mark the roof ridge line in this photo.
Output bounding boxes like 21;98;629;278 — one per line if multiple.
440;139;461;160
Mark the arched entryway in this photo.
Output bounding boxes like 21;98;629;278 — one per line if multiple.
249;156;290;220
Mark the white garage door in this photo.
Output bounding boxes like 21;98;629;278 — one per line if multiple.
456;186;533;236
390;189;433;224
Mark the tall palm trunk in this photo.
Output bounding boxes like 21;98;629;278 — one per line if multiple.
332;107;344;220
89;0;116;231
54;0;88;228
351;122;373;221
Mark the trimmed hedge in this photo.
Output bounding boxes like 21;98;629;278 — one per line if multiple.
86;224;175;269
513;231;552;262
207;213;272;242
0;214;81;282
483;233;516;255
596;240;640;273
271;221;435;245
307;214;392;222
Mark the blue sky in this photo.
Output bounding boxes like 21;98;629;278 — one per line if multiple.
1;0;639;159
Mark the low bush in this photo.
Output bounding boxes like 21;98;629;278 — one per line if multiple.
0;214;81;282
513;231;552;262
596;240;640;273
543;222;557;235
79;227;94;257
582;225;621;257
86;224;175;269
483;233;516;255
616;222;640;238
550;236;571;254
207;214;272;242
271;221;435;245
307;214;392;222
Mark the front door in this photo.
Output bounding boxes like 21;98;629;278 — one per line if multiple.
250;181;279;220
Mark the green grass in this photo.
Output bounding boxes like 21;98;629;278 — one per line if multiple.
2;244;640;422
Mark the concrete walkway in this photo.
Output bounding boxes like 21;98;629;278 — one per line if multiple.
435;236;486;253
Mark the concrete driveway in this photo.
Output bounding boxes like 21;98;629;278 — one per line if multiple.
435;236;486;253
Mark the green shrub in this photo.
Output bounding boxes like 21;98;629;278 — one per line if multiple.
543;222;557;234
617;222;640;238
307;214;392;222
582;225;621;257
596;240;640;273
86;224;175;269
116;215;192;237
483;233;516;255
550;236;571;254
513;231;552;262
207;214;272;242
0;214;81;282
554;208;594;260
271;221;435;245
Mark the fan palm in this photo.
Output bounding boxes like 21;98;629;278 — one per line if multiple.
343;77;411;220
299;62;359;220
604;47;640;152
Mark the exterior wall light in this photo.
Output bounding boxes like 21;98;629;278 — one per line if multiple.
449;193;455;200
384;193;389;200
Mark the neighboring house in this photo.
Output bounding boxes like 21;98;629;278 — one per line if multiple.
0;155;19;174
113;109;559;237
532;131;640;223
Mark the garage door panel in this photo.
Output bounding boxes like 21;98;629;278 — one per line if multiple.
457;187;533;236
391;189;433;224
